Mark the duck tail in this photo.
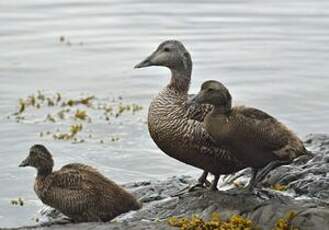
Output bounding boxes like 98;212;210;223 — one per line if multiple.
133;199;143;210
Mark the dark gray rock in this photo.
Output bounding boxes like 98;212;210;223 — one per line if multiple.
261;134;329;200
6;134;329;230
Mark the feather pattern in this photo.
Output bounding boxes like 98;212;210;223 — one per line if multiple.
205;105;308;169
20;146;142;223
148;86;245;175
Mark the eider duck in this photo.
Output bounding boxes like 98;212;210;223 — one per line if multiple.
19;144;141;222
190;80;310;189
135;40;245;191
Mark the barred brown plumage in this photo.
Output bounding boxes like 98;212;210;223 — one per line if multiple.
19;145;141;222
135;40;245;191
191;80;310;190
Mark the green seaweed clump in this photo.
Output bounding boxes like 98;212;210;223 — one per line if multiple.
15;99;26;115
53;123;83;140
273;211;299;230
115;103;143;117
63;96;94;107
168;212;258;230
74;109;87;120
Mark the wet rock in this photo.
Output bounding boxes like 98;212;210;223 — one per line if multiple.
7;134;329;230
262;133;329;200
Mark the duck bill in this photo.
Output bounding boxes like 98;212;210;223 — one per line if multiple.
134;58;153;68
19;157;30;167
134;50;158;68
189;93;204;105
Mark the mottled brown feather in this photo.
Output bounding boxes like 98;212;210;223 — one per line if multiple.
187;94;213;122
137;40;245;179
21;146;141;223
204;104;308;169
148;87;245;175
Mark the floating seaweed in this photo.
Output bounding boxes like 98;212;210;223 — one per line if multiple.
111;136;120;142
46;114;56;123
57;109;70;120
53;124;83;141
74;109;87;120
47;97;55;106
11;91;144;144
132;103;143;113
14;99;26;115
62;96;95;107
32;217;39;223
10;197;24;206
115;103;143;118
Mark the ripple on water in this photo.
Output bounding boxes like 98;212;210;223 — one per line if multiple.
1;0;329;227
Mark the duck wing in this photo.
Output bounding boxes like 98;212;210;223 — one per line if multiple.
61;163;99;174
61;163;117;185
186;94;213;121
49;168;92;189
238;107;275;121
234;106;289;152
42;168;99;215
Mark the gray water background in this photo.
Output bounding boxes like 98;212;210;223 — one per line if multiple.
1;0;329;227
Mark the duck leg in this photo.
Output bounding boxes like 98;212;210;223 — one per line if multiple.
172;171;210;196
186;171;210;192
209;175;219;191
198;171;211;186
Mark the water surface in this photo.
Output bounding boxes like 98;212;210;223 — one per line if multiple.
1;0;329;227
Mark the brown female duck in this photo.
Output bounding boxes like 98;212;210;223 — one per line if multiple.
135;40;245;191
190;80;310;189
19;145;141;222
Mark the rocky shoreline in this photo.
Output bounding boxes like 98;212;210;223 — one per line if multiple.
6;134;329;230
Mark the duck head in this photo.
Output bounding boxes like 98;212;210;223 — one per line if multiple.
19;145;54;175
191;80;232;112
135;40;192;73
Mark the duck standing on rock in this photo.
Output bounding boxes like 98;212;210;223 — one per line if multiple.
135;40;245;191
190;80;310;190
19;144;141;222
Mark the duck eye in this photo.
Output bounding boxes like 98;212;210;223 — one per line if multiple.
163;47;170;52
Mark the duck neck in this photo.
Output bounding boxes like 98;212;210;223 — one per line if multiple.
168;56;192;93
168;69;191;93
36;167;52;179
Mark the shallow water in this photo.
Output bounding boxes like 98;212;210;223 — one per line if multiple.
1;0;329;227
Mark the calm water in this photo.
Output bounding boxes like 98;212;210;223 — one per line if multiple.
1;0;329;227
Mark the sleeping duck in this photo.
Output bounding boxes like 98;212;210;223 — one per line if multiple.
19;144;141;222
190;80;310;190
135;40;245;191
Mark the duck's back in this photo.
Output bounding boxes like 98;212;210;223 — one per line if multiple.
35;163;140;222
210;106;307;168
148;86;244;175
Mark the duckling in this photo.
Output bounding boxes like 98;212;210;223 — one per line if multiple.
190;80;310;190
19;145;141;222
135;40;245;191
